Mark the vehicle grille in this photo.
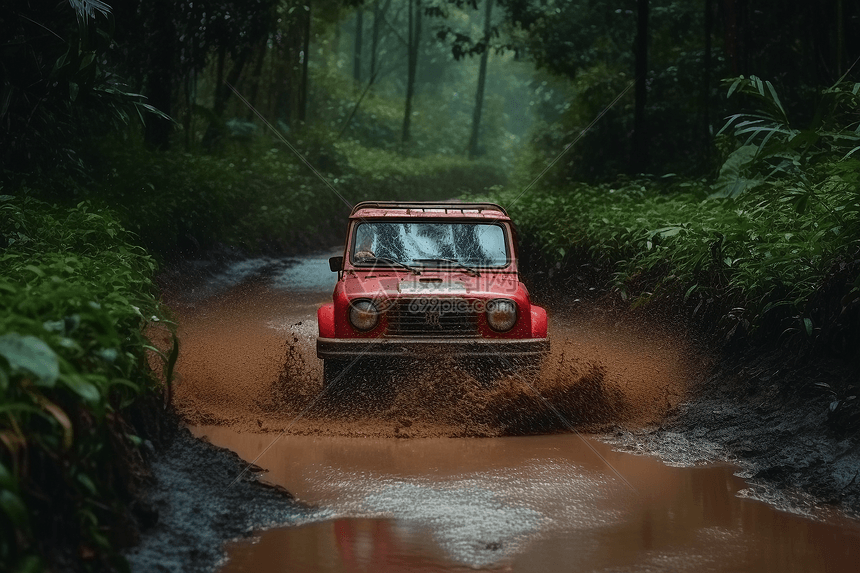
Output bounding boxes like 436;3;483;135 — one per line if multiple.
385;298;479;338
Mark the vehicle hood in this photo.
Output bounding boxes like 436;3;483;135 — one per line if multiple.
342;271;523;298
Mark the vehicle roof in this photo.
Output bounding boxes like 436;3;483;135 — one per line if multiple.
349;201;510;221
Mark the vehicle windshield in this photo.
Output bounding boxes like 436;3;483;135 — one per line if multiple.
351;221;509;268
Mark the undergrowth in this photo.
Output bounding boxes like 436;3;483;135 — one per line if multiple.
487;78;860;345
0;195;176;572
83;131;503;260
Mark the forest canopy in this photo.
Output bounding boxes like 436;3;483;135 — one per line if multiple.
3;0;857;183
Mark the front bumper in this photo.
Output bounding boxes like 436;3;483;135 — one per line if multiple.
317;337;550;359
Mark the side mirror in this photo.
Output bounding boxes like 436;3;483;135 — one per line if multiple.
329;256;343;272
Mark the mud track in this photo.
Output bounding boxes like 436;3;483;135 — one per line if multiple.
131;255;860;573
166;279;705;439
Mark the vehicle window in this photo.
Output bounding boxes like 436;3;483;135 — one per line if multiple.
352;222;509;267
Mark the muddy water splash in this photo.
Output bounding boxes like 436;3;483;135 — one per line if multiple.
169;264;699;437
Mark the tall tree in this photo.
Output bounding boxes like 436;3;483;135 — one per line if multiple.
702;0;714;156
114;0;279;148
631;0;649;173
836;0;845;76
402;0;422;143
370;0;393;79
354;8;364;83
467;0;494;159
145;0;177;149
300;3;312;122
0;0;164;174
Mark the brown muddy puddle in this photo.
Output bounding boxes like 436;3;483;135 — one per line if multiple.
166;256;860;572
195;427;860;573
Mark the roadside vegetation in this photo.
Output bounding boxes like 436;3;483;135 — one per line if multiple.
85;133;501;260
1;2;503;569
0;196;176;571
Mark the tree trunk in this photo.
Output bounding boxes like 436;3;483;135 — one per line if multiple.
630;0;649;174
701;0;713;158
213;47;227;115
184;72;197;152
246;41;268;122
370;0;391;79
353;9;363;83
299;4;311;122
467;0;493;159
401;0;422;144
273;20;303;130
144;0;175;149
218;52;248;117
721;0;740;75
740;0;750;75
204;48;249;150
836;0;844;77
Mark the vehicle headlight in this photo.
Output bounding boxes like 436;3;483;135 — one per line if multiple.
348;299;380;331
486;299;517;332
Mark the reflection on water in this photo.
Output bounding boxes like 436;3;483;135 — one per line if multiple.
224;519;477;573
192;428;860;572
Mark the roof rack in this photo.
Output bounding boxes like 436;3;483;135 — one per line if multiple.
350;201;508;216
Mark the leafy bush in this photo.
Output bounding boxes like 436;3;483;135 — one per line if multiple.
0;195;174;571
481;79;860;353
87;130;505;260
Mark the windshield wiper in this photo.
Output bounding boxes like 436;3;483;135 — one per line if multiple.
412;258;481;277
359;256;421;274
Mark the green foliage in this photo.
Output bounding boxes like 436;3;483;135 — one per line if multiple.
488;169;857;343
84;128;505;259
1;1;167;176
0;195;173;570
502;0;733;179
521;64;633;183
308;55;516;160
490;78;860;352
714;75;860;197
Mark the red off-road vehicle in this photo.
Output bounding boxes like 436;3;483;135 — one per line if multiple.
317;201;549;386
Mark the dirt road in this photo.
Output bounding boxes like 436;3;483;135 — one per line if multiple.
166;255;702;438
135;254;860;572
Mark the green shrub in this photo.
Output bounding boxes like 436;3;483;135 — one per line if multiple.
479;78;860;350
87;131;505;259
0;195;175;571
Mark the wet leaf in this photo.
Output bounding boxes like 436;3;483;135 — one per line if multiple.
0;489;29;530
76;473;97;495
0;334;59;386
0;462;17;491
803;317;813;337
60;374;101;403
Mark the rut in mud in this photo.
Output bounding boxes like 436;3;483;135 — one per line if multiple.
166;279;706;438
